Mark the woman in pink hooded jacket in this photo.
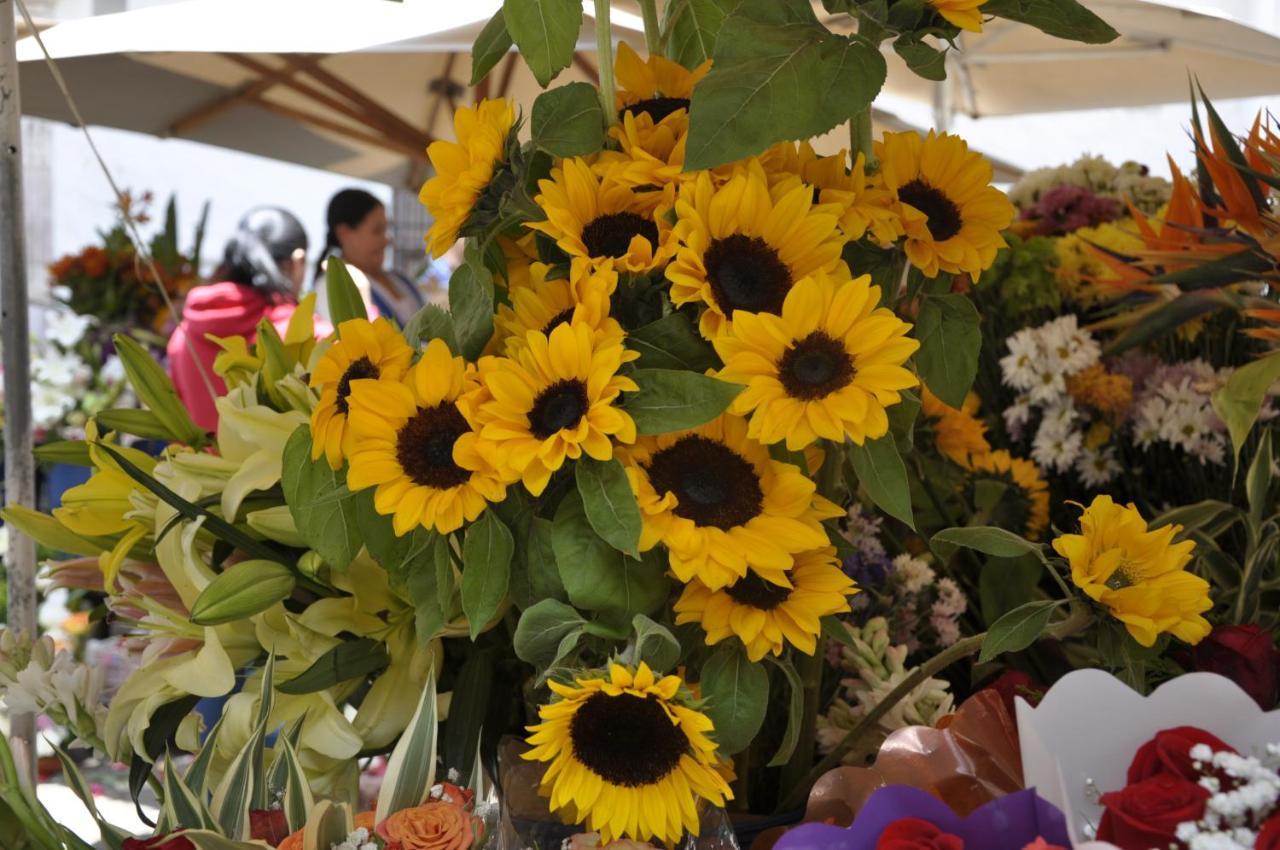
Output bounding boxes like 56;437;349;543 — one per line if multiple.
168;207;313;432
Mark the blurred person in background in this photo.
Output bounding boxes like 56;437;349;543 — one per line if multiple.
314;188;425;325
168;206;312;432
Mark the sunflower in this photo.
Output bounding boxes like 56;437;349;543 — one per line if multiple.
527;157;673;278
524;662;731;846
877;131;1014;281
466;322;638;496
614;41;710;129
921;386;991;466
930;0;989;32
771;143;904;246
1052;495;1210;647
420;98;516;258
594;110;688;199
674;547;856;661
309;318;414;470
965;450;1049;539
344;339;507;535
713;272;919;450
622;414;841;590
494;262;623;357
667;160;849;339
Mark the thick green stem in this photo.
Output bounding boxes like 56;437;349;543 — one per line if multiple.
778;645;826;801
594;0;618;128
850;106;876;170
638;0;662;57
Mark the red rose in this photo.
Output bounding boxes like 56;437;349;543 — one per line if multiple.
121;836;196;850
1096;775;1208;850
1257;814;1280;850
875;817;964;850
250;809;290;845
1192;625;1280;709
1127;727;1236;784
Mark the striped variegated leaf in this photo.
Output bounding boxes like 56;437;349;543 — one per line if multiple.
375;666;439;822
51;742;132;850
174;830;273;850
184;711;225;797
304;800;354;850
162;750;216;831
209;722;263;839
276;733;314;831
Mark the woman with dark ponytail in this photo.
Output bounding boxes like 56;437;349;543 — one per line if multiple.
168;207;315;431
316;188;425;325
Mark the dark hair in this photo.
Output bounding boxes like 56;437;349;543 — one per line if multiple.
314;188;384;283
218;207;308;297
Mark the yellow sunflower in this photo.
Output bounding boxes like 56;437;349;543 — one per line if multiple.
466;322;638;496
921;386;991;466
494;262;623;357
965;450;1049;540
667;160;849;339
771;143;904;246
524;662;731;846
594;110;688;199
527;157;673;278
344;339;507;535
614;42;710;129
714;272;919;450
674;547;856;661
877;131;1014;281
621;414;841;590
1052;495;1210;647
420;98;516;258
309;318;414;470
931;0;989;32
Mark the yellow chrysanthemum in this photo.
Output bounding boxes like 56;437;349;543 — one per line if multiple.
466;322;638;496
1051;495;1211;647
930;0;989;32
921;386;991;466
674;547;856;661
494;262;623;357
714;272;919;450
420;98;516;258
1067;363;1134;418
527;157;673;279
309;318;414;470
771;143;904;246
621;414;841;590
344;339;508;535
877;131;1014;281
667;160;850;339
524;662;731;846
614;41;710;127
965;450;1049;540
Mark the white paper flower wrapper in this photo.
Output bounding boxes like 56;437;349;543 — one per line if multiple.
1016;668;1280;848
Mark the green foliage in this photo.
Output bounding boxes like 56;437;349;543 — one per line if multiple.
915;293;981;408
471;9;513;85
662;0;734;68
503;0;583;87
277;639;391;695
1212;350;1280;466
699;644;769;755
631;614;681;672
95;408;180;442
403;304;459;350
532;82;606;157
848;434;915;529
974;234;1062;324
931;525;1045;563
514;599;588;668
114;334;207;448
325;257;368;326
981;0;1119;43
623;368;742;434
189;560;296;625
626;312;718;372
449;258;497;361
461;511;515;638
281;426;360;570
765;657;804;767
375;667;439;821
575;457;643;555
979;600;1064;663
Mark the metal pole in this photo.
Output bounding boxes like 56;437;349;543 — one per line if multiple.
0;0;37;784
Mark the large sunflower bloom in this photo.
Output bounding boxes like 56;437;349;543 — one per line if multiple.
622;414;840;590
921;386;991;466
930;0;989;32
667;160;849;339
714;272;919;450
965;450;1049;540
614;41;710;129
420;98;516;258
345;339;508;535
467;322;638;496
771;143;904;246
309;318;414;470
494;262;623;357
527;157;673;278
674;547;856;661
524;662;731;846
1052;495;1210;647
877;131;1014;281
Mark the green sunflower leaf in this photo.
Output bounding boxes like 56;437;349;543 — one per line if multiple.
532;82;605;158
765;657;804;767
281;426;361;570
979;599;1064;663
894;35;948;82
552;491;669;619
930;526;1044;563
575;457;643;555
684;0;887;171
982;0;1119;44
622;369;742;434
626;312;718;372
403;304;459;350
700;644;769;755
503;0;583;88
325;257;368;326
514;598;587;669
461;510;514;639
449;258;496;361
471;8;513;85
848;434;915;530
663;0;734;69
631;614;681;673
915;293;981;409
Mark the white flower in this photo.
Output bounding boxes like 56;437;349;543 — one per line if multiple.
893;554;935;594
1028;364;1068;405
43;308;94;349
1003;396;1033;440
31;382;75;429
1000;331;1041;391
1032;422;1083;472
100;355;127;386
1076;446;1121;488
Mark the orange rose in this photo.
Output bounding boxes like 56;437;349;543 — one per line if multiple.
377;801;477;850
277;810;376;850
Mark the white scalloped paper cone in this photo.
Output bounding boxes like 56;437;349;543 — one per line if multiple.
1016;668;1280;848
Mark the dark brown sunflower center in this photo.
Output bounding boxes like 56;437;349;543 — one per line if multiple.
395;403;472;489
646;435;763;530
898;179;963;241
570;691;688;787
529;379;589;438
581;212;658;259
541;308;576;336
704;234;792;317
620;96;690;125
778;332;855;400
724;571;793;611
335;356;379;415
